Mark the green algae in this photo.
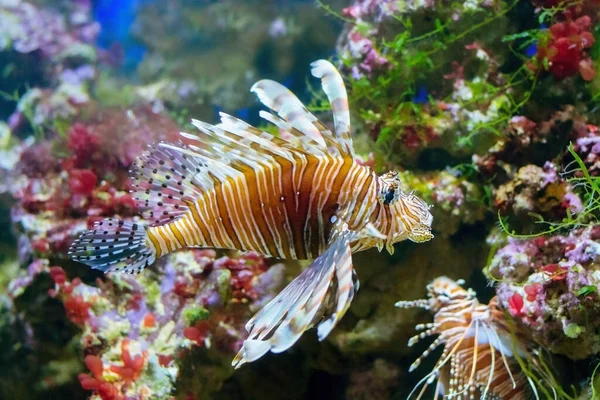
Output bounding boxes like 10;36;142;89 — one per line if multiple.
182;306;211;326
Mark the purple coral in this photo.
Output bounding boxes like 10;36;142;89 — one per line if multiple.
567;124;600;176
494;162;582;221
489;226;600;359
1;0;99;58
342;29;389;79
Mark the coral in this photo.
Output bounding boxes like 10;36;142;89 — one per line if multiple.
0;0;98;59
567;126;600;177
488;226;600;360
336;0;518;166
7;250;285;399
0;0;99;121
532;16;596;81
8;105;181;264
494;162;582;224
473;107;596;177
474;107;600;235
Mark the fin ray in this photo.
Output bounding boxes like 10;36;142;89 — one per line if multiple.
68;218;156;274
232;230;358;368
130;143;207;226
310;60;353;155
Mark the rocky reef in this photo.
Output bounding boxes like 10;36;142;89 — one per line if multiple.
1;0;600;399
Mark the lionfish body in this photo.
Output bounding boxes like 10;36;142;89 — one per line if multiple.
69;60;434;368
396;277;557;400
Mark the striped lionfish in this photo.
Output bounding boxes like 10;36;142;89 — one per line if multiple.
68;60;434;368
396;277;559;400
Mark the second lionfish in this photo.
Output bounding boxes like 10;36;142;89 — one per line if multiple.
68;60;434;368
396;277;561;400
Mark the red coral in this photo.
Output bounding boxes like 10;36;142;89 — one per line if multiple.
109;340;147;382
534;16;595;81
68;169;98;195
508;293;525;317
78;355;123;400
184;321;211;346
48;267;92;324
218;252;270;302
541;263;568;281
524;283;543;302
143;313;156;328
64;295;91;325
49;266;67;285
174;277;200;299
403;126;439;151
158;354;174;367
68;123;101;168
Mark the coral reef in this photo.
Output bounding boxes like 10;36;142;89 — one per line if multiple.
336;0;515;165
1;0;600;398
2;77;297;398
336;0;599;396
488;226;600;360
0;0;99;121
10;105;181;267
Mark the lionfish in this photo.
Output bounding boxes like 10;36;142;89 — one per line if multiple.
68;60;434;368
395;277;559;400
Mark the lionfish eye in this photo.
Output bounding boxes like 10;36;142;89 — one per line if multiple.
378;171;401;206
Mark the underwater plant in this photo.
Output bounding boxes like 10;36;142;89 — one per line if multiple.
68;60;434;369
396;277;565;400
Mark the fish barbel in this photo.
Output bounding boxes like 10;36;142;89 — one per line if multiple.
69;60;434;368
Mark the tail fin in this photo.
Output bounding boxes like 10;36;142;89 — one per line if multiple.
68;218;156;274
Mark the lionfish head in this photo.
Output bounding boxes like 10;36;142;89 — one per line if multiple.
425;276;474;312
375;171;433;253
402;192;434;243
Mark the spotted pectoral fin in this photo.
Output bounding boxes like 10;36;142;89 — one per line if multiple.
232;230;358;369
